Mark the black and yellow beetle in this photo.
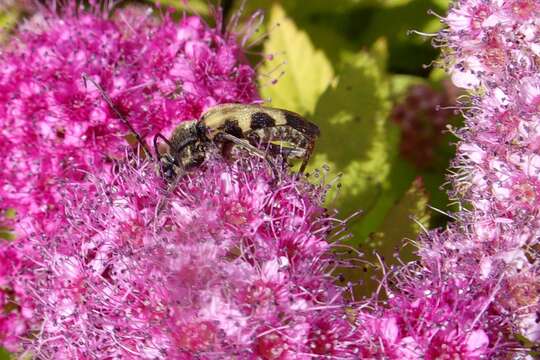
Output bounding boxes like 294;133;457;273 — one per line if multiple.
83;75;320;181
156;103;320;180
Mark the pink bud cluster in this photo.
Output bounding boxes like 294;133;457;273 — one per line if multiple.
0;3;258;235
391;82;458;169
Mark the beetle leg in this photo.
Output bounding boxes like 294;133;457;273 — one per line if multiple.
299;138;316;174
216;132;279;179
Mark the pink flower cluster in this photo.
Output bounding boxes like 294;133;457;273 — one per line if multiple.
443;0;540;90
0;2;259;354
0;3;258;234
357;0;540;357
350;226;516;358
334;0;540;357
16;153;358;359
1;0;539;358
442;0;540;344
391;82;458;168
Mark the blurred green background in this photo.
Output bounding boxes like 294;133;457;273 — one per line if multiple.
0;0;458;356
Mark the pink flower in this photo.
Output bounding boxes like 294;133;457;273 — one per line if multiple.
445;0;495;34
425;329;489;359
0;3;259;235
12;152;358;358
501;0;540;21
356;315;420;359
355;235;512;358
441;0;540;89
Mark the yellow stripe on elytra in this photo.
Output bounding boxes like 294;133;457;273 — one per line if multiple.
202;104;287;139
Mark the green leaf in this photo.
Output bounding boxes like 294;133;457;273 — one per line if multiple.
258;4;334;115
431;0;451;9
3;209;15;220
353;175;430;297
370;177;430;251
307;51;403;245
151;0;210;16
390;74;427;98
514;334;540;358
296;22;354;66
352;156;416;242
0;348;10;360
0;208;15;241
0;207;15;240
0;228;15;241
378;0;414;7
240;0;372;16
369;38;389;71
0;6;19;43
354;0;444;75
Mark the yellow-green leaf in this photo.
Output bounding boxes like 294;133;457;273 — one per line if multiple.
390;74;427;99
0;6;20;43
0;228;15;241
4;208;15;220
0;347;10;360
370;177;430;251
151;0;210;16
355;176;430;297
259;4;333;115
378;0;414;7
308;51;400;243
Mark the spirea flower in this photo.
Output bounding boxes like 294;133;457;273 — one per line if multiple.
0;3;259;234
362;0;540;355
353;226;517;359
12;150;359;359
436;0;540;344
441;0;540;89
348;1;540;353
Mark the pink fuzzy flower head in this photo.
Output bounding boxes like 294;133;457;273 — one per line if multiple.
441;0;540;89
352;225;523;359
12;150;360;358
434;0;540;349
0;3;259;234
356;265;511;359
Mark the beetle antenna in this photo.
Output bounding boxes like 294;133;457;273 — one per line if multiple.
82;73;153;160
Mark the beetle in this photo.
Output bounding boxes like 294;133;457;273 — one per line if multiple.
83;74;320;182
155;103;320;180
